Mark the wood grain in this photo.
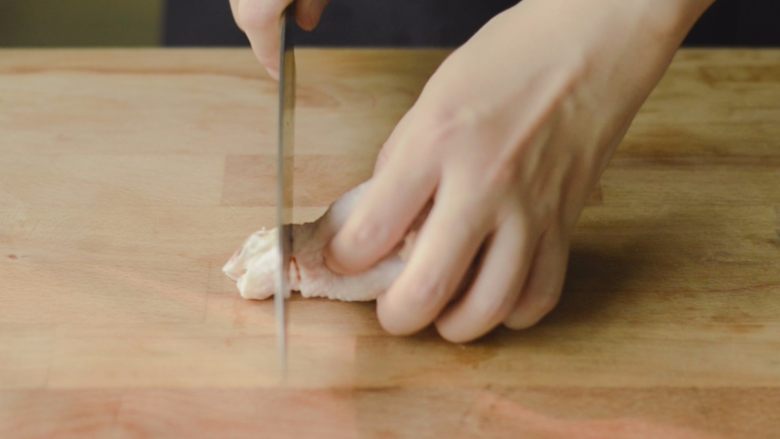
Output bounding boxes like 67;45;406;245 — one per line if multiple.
1;48;779;438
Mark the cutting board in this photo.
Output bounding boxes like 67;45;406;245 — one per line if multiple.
1;48;779;438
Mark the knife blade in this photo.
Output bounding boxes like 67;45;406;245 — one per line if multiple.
275;7;295;376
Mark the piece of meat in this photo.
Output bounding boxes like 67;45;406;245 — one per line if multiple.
223;182;413;301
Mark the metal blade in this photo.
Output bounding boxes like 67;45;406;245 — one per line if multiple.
275;7;295;377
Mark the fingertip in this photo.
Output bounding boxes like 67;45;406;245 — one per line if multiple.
504;228;569;330
503;293;560;330
376;293;422;336
377;316;414;337
295;14;316;32
435;300;508;343
322;239;351;275
266;66;280;80
249;42;280;79
376;267;458;337
503;314;538;330
503;278;562;328
434;320;475;344
325;213;396;275
295;0;329;31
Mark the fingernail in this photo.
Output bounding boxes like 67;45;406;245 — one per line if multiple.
266;66;279;80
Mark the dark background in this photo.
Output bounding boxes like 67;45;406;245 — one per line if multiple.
165;0;780;48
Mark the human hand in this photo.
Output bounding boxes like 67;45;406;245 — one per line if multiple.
229;0;330;78
325;0;713;342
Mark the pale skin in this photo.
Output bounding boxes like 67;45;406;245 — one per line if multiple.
230;0;715;342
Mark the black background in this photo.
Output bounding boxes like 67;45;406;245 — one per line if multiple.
165;0;780;48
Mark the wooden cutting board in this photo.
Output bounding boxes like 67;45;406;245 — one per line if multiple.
1;48;779;438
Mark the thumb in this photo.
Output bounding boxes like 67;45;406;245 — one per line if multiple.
295;0;331;31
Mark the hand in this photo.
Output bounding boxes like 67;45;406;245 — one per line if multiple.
325;0;713;342
229;0;331;78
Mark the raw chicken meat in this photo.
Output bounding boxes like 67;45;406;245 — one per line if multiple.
223;182;413;301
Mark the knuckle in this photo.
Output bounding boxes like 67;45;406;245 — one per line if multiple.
420;104;480;150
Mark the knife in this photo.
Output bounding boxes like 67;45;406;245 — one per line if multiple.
275;7;295;376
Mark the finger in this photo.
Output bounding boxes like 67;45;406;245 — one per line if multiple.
235;0;291;78
504;226;570;329
229;0;241;25
376;177;492;335
295;0;330;31
435;212;537;343
373;109;416;175
324;145;438;275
